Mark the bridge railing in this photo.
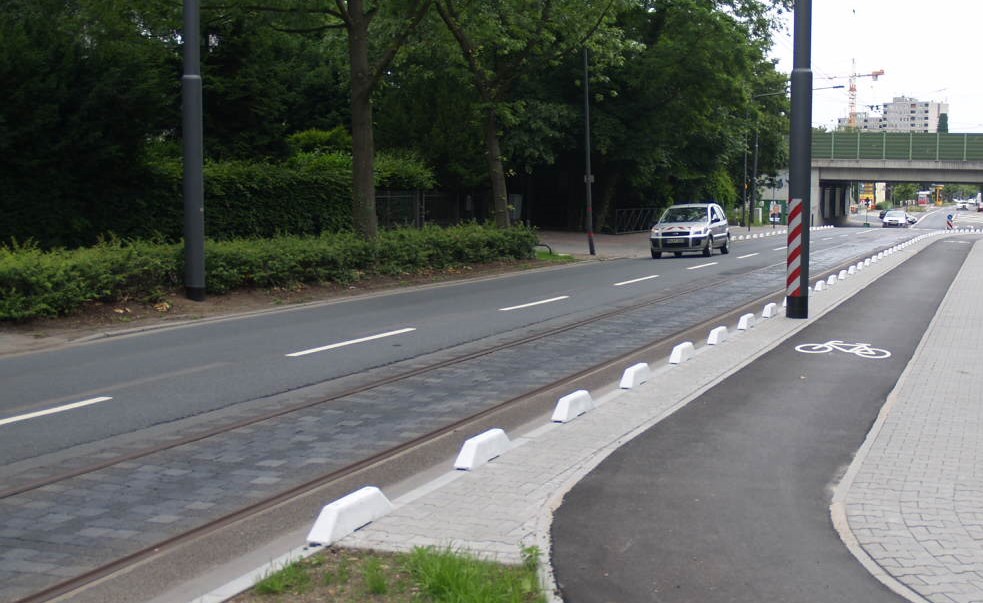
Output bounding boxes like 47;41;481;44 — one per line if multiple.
812;132;983;161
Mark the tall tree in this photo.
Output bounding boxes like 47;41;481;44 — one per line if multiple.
435;0;623;227
0;0;176;246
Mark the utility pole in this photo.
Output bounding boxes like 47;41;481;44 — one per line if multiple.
786;0;812;319
182;0;206;301
583;47;596;256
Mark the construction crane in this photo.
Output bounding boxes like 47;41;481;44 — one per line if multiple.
821;60;885;128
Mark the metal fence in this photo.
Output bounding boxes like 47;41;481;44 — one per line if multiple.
812;132;983;161
376;190;462;229
612;207;660;233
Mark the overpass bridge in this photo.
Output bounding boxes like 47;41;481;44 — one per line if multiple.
808;132;983;225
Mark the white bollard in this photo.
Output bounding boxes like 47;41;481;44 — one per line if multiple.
454;428;511;469
847;265;856;275
669;341;695;364
707;326;728;345
307;486;394;546
838;269;848;280
826;275;837;286
814;280;826;292
737;313;755;331
762;302;778;319
619;363;651;389
551;390;595;424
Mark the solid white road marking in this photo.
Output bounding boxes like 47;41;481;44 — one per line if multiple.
772;246;787;251
0;396;113;427
613;275;660;287
499;296;569;312
286;328;417;357
687;262;718;270
737;253;759;259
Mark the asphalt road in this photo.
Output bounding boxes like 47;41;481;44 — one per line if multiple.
0;226;917;464
550;236;970;602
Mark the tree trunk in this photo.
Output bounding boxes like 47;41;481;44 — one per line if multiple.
483;107;510;228
347;5;378;239
595;171;621;233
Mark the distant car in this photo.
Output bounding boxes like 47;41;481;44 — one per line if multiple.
956;200;969;210
649;202;730;258
881;210;909;228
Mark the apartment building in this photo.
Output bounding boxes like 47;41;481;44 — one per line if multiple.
836;96;949;132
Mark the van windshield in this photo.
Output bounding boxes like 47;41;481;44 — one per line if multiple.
661;207;708;223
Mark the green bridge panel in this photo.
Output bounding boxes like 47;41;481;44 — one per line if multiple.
812;132;983;161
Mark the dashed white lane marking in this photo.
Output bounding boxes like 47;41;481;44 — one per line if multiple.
286;328;417;357
499;296;569;312
613;275;660;287
737;253;759;259
0;396;113;427
687;262;718;270
772;246;787;251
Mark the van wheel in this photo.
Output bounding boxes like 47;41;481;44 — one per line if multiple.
720;236;730;254
703;236;713;257
674;251;683;257
651;250;661;259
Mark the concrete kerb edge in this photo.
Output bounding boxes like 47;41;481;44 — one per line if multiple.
828;237;983;603
531;233;939;602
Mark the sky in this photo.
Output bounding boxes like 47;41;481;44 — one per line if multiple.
769;0;983;132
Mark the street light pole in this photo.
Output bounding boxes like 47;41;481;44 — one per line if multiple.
786;0;813;319
583;47;596;256
749;84;841;232
182;0;205;301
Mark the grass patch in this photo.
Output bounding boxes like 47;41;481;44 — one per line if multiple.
232;546;545;603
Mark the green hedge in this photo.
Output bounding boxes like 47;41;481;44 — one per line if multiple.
0;224;539;321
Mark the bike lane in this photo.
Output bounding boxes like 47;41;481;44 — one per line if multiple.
551;237;971;603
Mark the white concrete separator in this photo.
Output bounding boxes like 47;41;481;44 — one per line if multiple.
454;428;511;469
737;313;755;331
619;363;651;389
838;269;848;280
551;390;596;424
669;341;695;364
762;302;778;319
815;280;827;292
827;275;837;286
307;486;394;546
848;266;856;275
707;326;728;345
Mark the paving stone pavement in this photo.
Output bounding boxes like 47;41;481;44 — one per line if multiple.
834;236;983;603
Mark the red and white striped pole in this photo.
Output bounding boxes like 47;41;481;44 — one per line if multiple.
785;197;808;316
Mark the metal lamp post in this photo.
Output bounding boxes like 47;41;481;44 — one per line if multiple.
583;47;596;256
749;85;843;231
182;0;206;301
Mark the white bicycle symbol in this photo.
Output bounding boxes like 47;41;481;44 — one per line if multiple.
794;340;891;359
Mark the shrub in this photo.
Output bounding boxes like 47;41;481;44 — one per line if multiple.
0;224;538;321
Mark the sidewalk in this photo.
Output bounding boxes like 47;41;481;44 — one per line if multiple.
188;228;983;602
